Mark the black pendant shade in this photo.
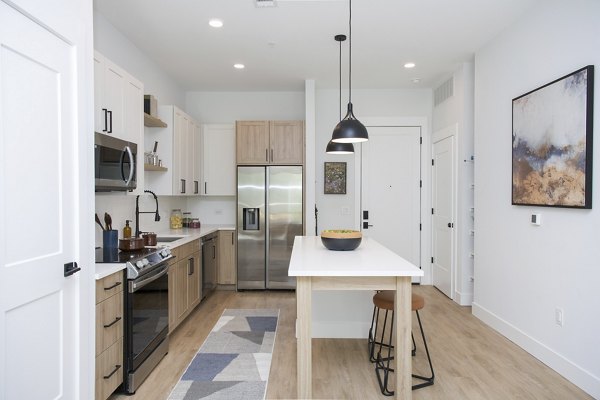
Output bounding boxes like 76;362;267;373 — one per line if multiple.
326;139;354;154
331;103;368;143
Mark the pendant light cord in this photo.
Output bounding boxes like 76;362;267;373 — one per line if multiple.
349;0;352;104
339;37;342;120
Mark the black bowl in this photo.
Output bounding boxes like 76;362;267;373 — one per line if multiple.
321;236;362;251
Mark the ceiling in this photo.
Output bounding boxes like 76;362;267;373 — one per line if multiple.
94;0;539;91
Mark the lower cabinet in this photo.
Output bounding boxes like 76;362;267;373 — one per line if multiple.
218;230;236;285
168;239;202;333
95;271;124;400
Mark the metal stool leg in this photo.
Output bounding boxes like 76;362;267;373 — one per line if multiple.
411;309;435;389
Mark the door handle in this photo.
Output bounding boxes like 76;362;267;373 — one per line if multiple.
64;262;80;277
194;180;199;194
188;257;194;275
181;179;186;194
265;148;269;162
447;223;454;228
107;110;113;133
102;108;108;132
362;222;373;229
204;181;207;194
270;148;273;162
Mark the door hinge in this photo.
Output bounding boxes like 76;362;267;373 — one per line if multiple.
432;159;434;166
431;257;434;263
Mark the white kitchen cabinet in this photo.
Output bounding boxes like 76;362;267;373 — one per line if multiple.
201;124;236;196
94;51;144;194
145;105;200;196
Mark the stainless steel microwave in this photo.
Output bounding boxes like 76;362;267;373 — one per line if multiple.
95;132;137;192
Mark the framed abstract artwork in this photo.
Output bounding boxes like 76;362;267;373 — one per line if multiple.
324;162;346;194
512;65;594;208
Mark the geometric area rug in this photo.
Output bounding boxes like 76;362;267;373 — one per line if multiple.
168;309;279;400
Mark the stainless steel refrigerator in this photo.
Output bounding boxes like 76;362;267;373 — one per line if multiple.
237;166;303;290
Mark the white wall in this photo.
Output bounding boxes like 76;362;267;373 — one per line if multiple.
93;12;185;108
473;0;600;397
184;91;306;225
432;63;475;305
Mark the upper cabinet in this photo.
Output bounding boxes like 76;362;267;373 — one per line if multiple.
144;105;200;196
94;51;144;194
236;120;304;165
202;124;236;196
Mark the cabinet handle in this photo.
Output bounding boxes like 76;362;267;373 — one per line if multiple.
231;232;234;245
204;182;207;195
102;108;108;132
181;179;186;194
213;244;216;259
103;316;122;328
107;110;113;133
265;148;269;162
271;148;273;162
103;364;121;380
103;281;122;291
188;257;194;275
194;180;199;194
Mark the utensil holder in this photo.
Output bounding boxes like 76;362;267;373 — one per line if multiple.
103;230;118;249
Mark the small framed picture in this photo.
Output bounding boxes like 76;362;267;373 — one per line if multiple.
324;162;347;194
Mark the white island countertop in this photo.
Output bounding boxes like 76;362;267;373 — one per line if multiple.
288;236;423;277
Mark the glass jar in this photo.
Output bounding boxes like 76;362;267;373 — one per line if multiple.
190;218;201;229
170;209;183;229
182;212;192;228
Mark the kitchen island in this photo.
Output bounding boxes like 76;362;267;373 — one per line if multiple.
288;236;423;400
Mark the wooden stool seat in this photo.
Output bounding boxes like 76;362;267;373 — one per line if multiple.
373;291;425;311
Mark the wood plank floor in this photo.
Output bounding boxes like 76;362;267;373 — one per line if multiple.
109;286;592;400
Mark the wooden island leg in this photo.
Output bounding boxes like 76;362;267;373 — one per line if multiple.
297;276;312;399
394;276;412;400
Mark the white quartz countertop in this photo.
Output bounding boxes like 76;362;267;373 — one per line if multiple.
94;224;235;280
288;236;424;277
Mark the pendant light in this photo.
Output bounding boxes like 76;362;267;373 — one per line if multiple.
326;34;354;154
331;0;368;143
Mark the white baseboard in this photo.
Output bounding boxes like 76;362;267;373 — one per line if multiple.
454;290;473;306
472;302;600;399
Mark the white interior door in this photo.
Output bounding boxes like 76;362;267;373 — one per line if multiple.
0;4;79;398
361;126;421;274
432;133;455;298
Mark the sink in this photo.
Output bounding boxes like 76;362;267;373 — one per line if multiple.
156;236;185;243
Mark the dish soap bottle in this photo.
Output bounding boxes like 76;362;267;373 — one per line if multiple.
123;220;132;238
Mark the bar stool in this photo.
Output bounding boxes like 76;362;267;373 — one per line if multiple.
367;291;434;395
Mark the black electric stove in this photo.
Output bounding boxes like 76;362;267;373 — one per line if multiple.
95;246;173;279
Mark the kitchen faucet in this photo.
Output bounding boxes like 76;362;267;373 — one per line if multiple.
135;190;160;238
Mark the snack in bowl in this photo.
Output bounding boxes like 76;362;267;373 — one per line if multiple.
320;229;362;251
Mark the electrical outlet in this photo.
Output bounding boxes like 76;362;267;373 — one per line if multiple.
555;308;564;327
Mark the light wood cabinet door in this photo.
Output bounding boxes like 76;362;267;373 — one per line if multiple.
95;292;123;356
187;250;202;310
236;121;269;164
169;259;189;332
270;120;304;164
218;230;236;285
95;339;123;400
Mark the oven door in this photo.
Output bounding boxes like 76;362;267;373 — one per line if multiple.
125;262;169;372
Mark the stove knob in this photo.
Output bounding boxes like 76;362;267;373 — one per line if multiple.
135;260;144;269
162;249;171;257
142;258;150;266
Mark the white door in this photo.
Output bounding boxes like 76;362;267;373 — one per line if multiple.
432;133;455;298
361;126;421;272
0;3;79;399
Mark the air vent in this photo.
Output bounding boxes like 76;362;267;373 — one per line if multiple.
255;0;277;7
434;77;454;107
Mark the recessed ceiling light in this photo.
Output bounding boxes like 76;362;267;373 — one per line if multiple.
234;63;245;69
208;19;223;28
404;62;416;69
